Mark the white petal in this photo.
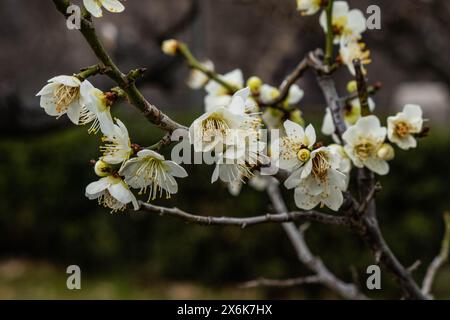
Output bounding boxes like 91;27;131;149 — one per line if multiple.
322;188;344;211
66;100;82;124
86;177;110;195
164;161;188;178
364;157;389;175
101;0;125;13
322;108;336;136
83;0;103;17
294;188;319;210
48;75;81;87
223;69;244;88
347;10;367;35
333;1;350;17
138;149;165;160
304;124;316;147
108;181;132;204
287;85;304;105
36;83;59;96
284;169;302;189
97;110;115;136
40;96;59;116
284;120;305;140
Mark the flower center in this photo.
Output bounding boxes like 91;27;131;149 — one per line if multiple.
54;85;79;113
354;140;375;160
98;190;126;213
202;116;230;142
312;151;330;181
100;135;131;159
297;148;310;162
135;158;171;201
394;121;411;138
333;16;348;35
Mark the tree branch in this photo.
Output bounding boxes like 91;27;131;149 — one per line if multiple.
353;59;371;116
422;212;450;297
139;202;350;228
241;275;321;288
266;182;367;300
52;0;186;133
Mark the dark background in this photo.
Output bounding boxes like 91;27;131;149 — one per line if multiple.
0;0;449;299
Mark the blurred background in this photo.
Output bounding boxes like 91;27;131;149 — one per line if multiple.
0;0;449;299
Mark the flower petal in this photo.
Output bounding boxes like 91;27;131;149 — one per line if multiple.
83;0;103;17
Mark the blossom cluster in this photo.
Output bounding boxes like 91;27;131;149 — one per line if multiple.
37;74;187;213
38;0;427;215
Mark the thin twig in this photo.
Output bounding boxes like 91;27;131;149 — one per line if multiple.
241;275;321;288
422;212;450;297
139;202;350;228
357;182;382;215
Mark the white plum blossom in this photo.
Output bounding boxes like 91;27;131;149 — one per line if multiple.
83;0;125;18
100;119;132;165
187;60;214;89
328;143;352;188
37;75;94;125
387;104;424;150
339;39;371;75
319;1;366;44
296;0;322;16
212;129;267;184
204;69;243;112
79;81;116;136
284;146;347;211
85;175;139;212
271;120;316;172
189;87;260;153
342;115;389;175
119;149;188;201
259;84;304;106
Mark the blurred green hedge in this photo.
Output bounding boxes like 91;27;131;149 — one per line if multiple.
0;110;449;298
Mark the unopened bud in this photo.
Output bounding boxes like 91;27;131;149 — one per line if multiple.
161;39;179;56
297;148;311;162
377;143;395;161
247;76;262;92
94;160;111;177
289;109;304;126
347;80;357;93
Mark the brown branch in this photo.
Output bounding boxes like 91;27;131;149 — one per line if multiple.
52;0;186;133
139;202;350;228
316;53;427;299
422;212;450;297
350;169;426;300
353;59;371;116
357;182;382;215
241;275;321;288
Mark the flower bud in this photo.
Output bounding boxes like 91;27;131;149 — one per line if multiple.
346;80;357;93
246;76;262;92
94;160;111;177
289;109;305;127
161;39;179;56
377;143;395;161
297;148;311;162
